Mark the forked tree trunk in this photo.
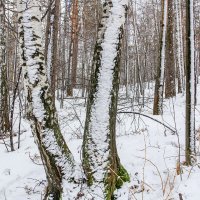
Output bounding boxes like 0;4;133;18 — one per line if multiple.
82;0;129;199
17;1;75;199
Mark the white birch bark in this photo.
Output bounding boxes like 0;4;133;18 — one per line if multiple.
159;0;168;107
17;0;75;198
45;0;56;83
153;0;168;115
175;0;185;93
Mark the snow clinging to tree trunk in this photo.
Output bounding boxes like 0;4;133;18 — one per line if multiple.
84;0;128;197
18;1;75;198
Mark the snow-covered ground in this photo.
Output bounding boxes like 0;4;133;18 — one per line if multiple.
1;83;200;200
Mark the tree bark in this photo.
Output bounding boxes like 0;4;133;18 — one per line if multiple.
45;0;60;104
0;0;12;149
82;1;129;199
165;0;176;98
153;0;168;115
17;1;75;199
185;0;196;165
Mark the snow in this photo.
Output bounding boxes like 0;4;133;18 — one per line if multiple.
1;0;200;200
17;0;75;189
1;82;200;199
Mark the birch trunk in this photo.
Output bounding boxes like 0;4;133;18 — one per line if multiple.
153;0;168;115
82;0;129;199
17;1;75;199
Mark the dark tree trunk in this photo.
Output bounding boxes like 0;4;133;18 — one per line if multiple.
165;0;176;98
185;0;196;165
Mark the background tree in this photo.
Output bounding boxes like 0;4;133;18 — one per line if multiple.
165;0;176;98
45;0;60;103
0;0;11;149
185;0;196;165
153;0;168;115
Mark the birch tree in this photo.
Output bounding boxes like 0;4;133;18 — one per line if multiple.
153;0;168;115
17;0;75;199
185;0;196;165
175;0;185;93
82;0;130;199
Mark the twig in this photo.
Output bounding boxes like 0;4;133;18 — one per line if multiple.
136;156;164;195
118;111;176;134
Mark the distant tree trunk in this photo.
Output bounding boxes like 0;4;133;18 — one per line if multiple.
82;0;129;199
0;0;12;149
60;0;68;108
165;0;176;98
0;0;5;134
17;1;75;198
175;0;185;94
185;0;196;165
153;0;168;115
71;0;79;89
66;0;79;96
45;0;60;103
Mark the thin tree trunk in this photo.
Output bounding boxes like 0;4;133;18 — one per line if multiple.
165;0;176;98
45;0;60;103
185;0;196;165
153;0;168;115
71;0;79;89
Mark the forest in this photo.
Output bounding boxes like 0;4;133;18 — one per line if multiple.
0;0;200;199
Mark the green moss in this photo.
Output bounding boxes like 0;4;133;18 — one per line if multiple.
116;165;130;189
103;165;130;200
